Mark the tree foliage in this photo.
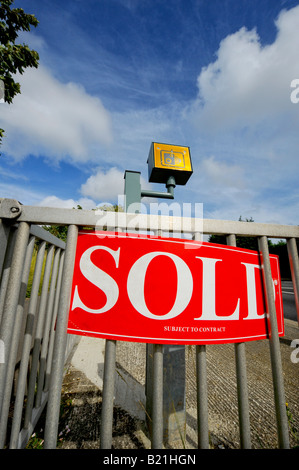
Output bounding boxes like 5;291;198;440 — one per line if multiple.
0;0;39;143
43;204;124;241
209;216;259;250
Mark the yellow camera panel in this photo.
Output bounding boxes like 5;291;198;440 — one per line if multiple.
147;142;193;185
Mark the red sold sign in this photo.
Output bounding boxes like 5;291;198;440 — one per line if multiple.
67;231;284;344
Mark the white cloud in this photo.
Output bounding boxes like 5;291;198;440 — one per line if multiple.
201;156;245;190
37;195;97;210
80;167;125;202
0;182;44;206
193;5;299;132
0;65;113;161
80;166;154;206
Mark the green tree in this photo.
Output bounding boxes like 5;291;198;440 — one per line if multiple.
42;204;124;241
97;203;124;212
208;216;294;278
0;0;39;144
209;216;259;250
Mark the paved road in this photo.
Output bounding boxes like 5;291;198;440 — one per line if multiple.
62;318;299;449
282;280;298;322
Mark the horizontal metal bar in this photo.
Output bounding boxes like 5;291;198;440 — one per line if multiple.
30;224;66;249
3;201;299;239
141;189;174;199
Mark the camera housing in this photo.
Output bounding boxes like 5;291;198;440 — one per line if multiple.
147;142;193;185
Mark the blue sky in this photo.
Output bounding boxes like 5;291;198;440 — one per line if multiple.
1;0;299;225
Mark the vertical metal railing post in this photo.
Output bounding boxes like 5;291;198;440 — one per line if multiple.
0;219;10;277
9;240;47;448
23;243;55;429
145;229;162;443
258;235;290;449
44;224;78;449
194;231;209;449
0;226;17;327
35;247;61;408
226;234;251;449
44;250;65;392
100;339;117;449
100;226;122;449
0;234;35;448
287;237;299;325
196;345;209;448
0;222;30;416
151;343;163;449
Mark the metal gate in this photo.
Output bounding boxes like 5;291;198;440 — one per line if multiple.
0;198;298;449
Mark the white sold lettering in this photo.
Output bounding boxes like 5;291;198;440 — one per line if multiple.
194;257;240;320
241;263;266;320
72;246;276;322
127;252;193;320
71;245;120;314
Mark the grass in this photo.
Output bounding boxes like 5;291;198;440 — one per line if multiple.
26;246;54;298
286;403;299;448
25;394;74;449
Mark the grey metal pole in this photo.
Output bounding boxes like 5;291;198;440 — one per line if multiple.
0;234;35;448
24;244;55;428
226;234;251;449
234;342;251;448
258;235;290;449
44;224;78;449
44;250;65;392
124;171;141;213
0;227;17;331
0;219;10;277
0;222;30;414
196;345;209;449
194;231;209;449
287;237;299;325
9;240;47;448
100;339;117;449
151;343;163;449
35;247;61;408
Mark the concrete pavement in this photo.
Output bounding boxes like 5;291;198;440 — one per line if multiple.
60;318;299;449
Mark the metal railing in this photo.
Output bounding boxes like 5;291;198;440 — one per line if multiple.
0;198;298;449
0;204;79;449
